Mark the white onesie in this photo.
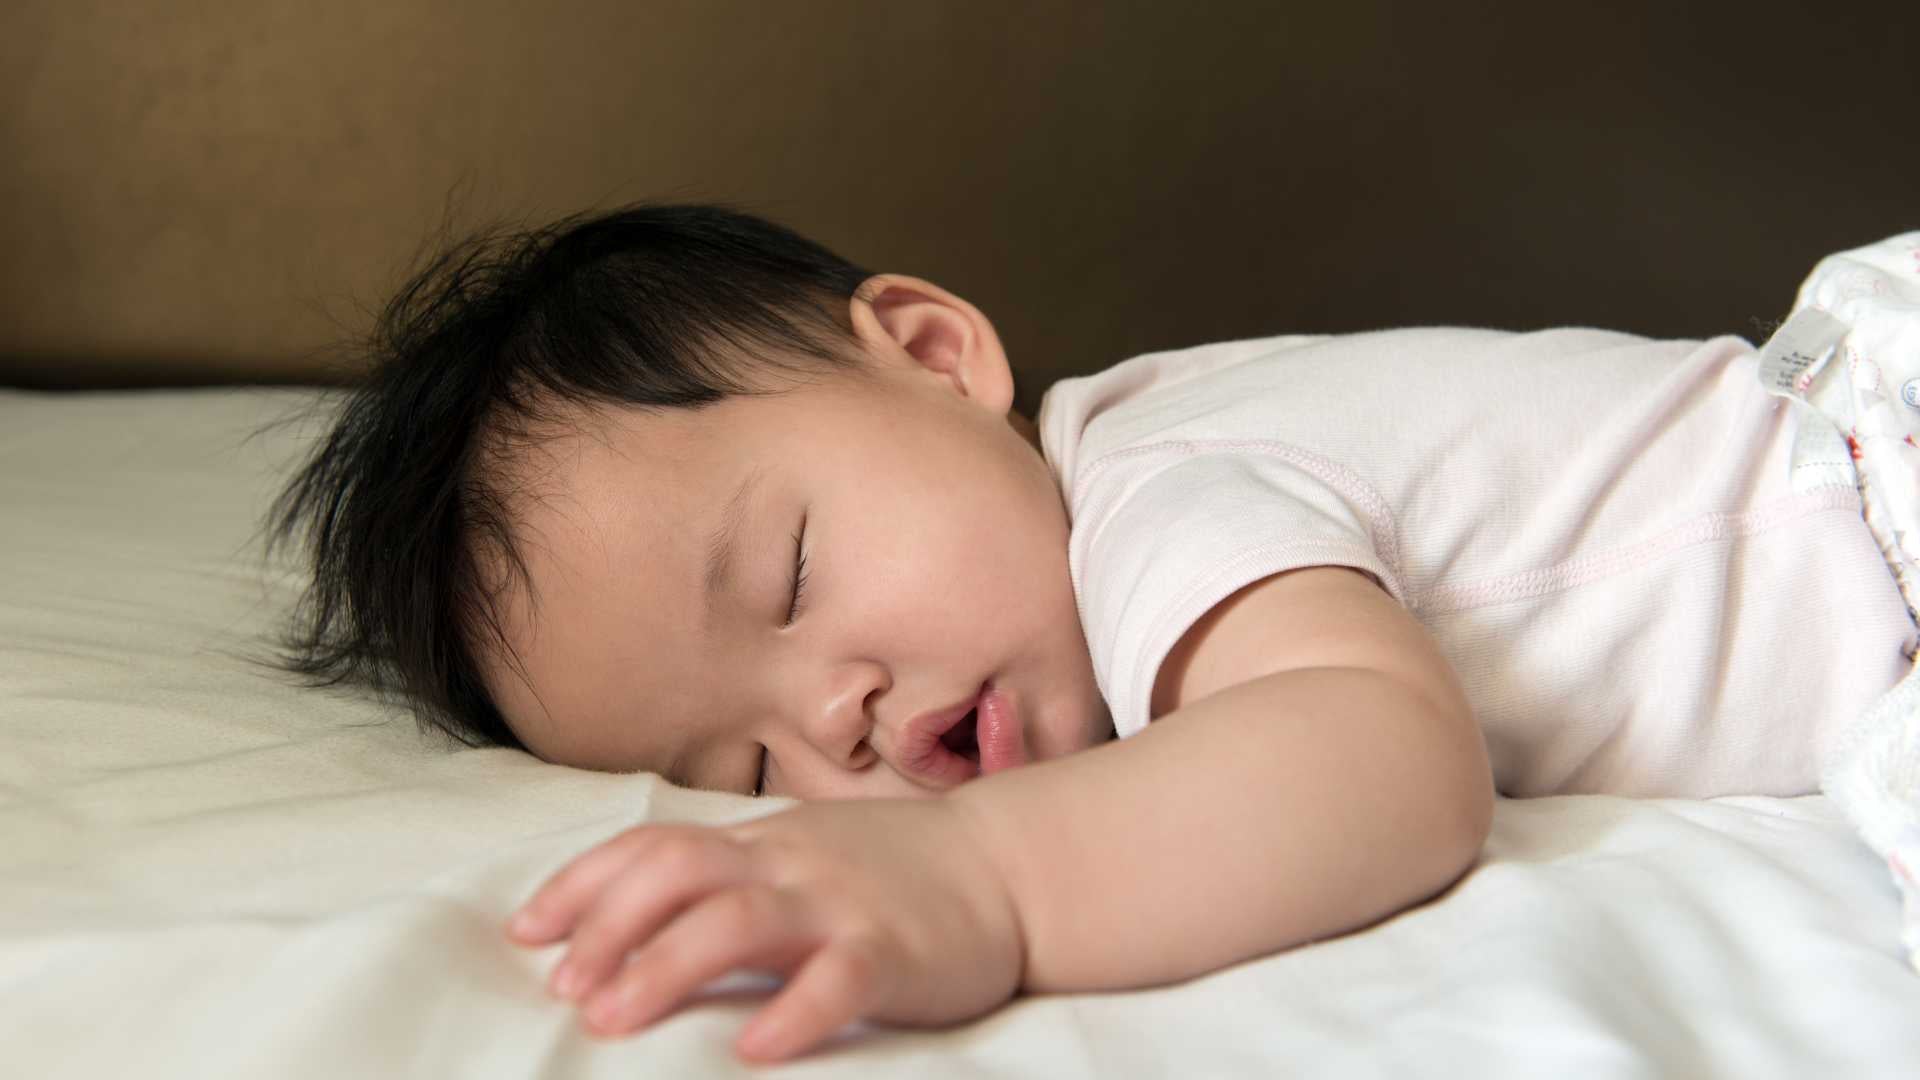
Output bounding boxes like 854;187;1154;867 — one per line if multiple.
1037;279;1916;800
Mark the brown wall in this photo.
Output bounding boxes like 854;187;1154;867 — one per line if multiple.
4;1;1916;414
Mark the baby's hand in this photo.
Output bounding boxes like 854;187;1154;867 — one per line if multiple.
505;796;1027;1063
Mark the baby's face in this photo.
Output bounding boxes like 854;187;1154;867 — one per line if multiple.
481;340;1112;798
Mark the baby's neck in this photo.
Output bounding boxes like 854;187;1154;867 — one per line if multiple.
1008;409;1042;455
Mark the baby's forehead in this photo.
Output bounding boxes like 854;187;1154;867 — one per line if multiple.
477;400;690;499
471;406;739;748
473;400;742;583
472;375;868;584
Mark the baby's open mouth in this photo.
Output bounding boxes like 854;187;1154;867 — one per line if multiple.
939;708;980;762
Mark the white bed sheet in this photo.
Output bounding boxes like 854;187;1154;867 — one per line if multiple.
3;386;1918;1078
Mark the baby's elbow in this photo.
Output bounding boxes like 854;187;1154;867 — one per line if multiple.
1451;770;1495;875
1410;694;1494;893
1390;662;1494;889
1403;786;1490;912
1433;736;1495;888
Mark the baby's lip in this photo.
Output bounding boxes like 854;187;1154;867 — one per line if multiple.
899;685;988;785
976;684;1027;775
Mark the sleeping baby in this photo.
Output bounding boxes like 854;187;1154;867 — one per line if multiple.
267;203;1920;1062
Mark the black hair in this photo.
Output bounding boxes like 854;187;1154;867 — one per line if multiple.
264;202;877;751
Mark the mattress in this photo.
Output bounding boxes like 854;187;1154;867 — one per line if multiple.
4;385;1919;1078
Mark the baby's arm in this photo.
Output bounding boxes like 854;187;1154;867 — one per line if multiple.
950;565;1493;991
506;564;1489;1062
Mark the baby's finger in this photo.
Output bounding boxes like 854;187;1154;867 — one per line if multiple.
555;835;752;1000
735;938;888;1063
580;885;812;1037
508;827;657;944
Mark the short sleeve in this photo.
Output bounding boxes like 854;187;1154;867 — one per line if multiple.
1066;443;1408;739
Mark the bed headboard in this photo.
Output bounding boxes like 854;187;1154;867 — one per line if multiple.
4;1;1914;409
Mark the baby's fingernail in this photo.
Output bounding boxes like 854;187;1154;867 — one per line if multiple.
510;909;543;937
740;1018;786;1059
550;963;581;998
585;991;625;1029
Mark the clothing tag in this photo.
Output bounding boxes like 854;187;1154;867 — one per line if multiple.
1757;307;1849;403
1756;307;1855;494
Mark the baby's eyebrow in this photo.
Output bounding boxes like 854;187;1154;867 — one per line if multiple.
701;465;766;629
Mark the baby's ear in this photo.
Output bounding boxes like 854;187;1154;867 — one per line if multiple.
850;274;1014;411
